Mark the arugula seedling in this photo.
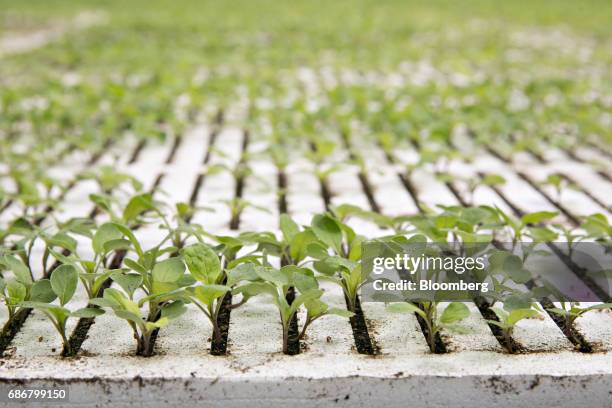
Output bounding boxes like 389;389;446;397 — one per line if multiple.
238;214;325;267
89;221;192;356
466;173;506;206
487;305;540;351
91;254;190;356
541;173;576;203
233;264;350;354
388;302;470;353
581;213;611;244
494;208;559;250
91;285;186;356
547;302;612;339
181;242;232;345
0;254;56;322
309;213;367;313
19;264;103;356
80;165;143;194
44;221;132;299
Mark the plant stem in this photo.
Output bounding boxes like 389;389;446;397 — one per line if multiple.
282;322;289;354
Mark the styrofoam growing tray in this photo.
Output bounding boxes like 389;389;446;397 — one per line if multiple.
1;120;611;408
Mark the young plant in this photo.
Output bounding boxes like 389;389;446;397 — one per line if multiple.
310;213;367;313
239;213;326;267
540;173;575;203
581;213;611;244
553;224;586;260
80;165;143;194
45;221;131;299
181;242;231;345
233;264;349;354
19;264;103;356
388;301;470;353
90;224;192;356
487;305;540;352
0;254;55;322
305;138;345;185
547;302;612;339
91;255;190;356
494;208;559;250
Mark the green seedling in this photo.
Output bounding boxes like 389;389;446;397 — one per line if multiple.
80;165;143;193
581;213;611;244
487;305;540;351
19;264;103;356
89;223;192;356
45;221;132;299
494;208;559;250
541;173;576;203
553;224;586;260
0;254;55;321
181;242;231;345
91;254;190;356
547;302;612;339
307;213;366;312
233;264;350;354
238;213;326;267
388;301;470;353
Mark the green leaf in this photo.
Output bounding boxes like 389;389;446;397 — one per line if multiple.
46;232;77;253
111;272;143;298
92;223;123;255
71;307;105;318
504;294;533;311
584;303;612;312
160;301;187;319
124;258;147;274
6;280;27;305
182;243;221;284
145;317;169;331
123;193;155;222
439;302;470;325
507;308;538;326
582;213;610;237
50;264;78;306
290;288;324;315
89;194;113;214
2;255;32;285
110;223;143;258
103;239;132;254
546;307;571;317
521;211;558;225
527;226;558;242
482;174;506;186
189;284;230;306
115;309;146;330
304;298;328;318
233;282;276;299
19;301;69;321
311;214;343;255
30;279;57;303
226;262;259;286
289;230;320;263
288;267;319;292
255;265;290;287
387;302;426;319
280;214;300;243
89;297;120;308
327;307;355;318
151;257;186;294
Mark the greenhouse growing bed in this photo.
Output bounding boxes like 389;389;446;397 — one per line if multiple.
0;1;611;407
1;118;610;407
